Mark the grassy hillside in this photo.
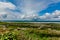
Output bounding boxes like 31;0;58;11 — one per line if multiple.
0;22;60;40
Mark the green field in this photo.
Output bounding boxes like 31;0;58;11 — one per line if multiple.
0;22;60;40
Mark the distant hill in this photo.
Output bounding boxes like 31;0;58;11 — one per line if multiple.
0;20;60;22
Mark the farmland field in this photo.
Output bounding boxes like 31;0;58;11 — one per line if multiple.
0;22;60;40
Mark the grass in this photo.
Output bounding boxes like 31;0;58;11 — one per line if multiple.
0;22;60;40
0;28;60;40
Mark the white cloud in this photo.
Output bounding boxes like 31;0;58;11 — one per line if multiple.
0;1;39;20
39;10;60;21
0;0;60;21
0;2;16;10
13;0;60;21
0;2;16;20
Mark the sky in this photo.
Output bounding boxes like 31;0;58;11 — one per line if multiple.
0;0;60;21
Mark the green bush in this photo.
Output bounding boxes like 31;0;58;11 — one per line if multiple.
0;32;17;40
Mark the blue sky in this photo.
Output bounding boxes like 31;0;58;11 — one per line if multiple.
0;0;60;21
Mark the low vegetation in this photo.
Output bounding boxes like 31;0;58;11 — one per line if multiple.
0;22;60;40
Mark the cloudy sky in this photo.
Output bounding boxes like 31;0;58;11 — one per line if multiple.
0;0;60;21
